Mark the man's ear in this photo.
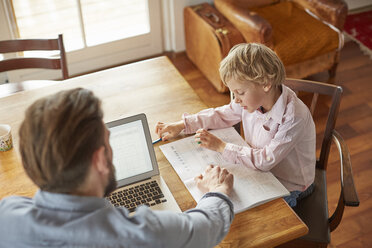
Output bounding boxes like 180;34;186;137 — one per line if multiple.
92;146;109;175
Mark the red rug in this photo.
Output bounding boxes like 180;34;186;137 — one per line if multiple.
344;10;372;58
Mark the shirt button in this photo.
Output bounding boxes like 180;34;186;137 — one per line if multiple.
266;156;271;161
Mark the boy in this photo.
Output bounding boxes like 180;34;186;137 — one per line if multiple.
156;43;316;207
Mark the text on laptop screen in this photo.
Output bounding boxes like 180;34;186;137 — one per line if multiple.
109;120;153;180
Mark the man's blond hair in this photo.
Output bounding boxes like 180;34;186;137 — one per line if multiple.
219;43;285;87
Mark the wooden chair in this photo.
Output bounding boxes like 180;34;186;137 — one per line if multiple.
0;34;68;97
273;78;360;247
232;78;359;247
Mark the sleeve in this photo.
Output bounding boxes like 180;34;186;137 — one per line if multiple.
140;192;234;248
183;102;242;134
222;113;307;172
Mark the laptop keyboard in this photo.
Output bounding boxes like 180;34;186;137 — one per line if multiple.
107;180;167;213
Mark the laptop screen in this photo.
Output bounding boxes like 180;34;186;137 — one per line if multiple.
106;114;159;187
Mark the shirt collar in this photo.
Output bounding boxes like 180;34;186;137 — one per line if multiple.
34;190;112;212
259;85;288;124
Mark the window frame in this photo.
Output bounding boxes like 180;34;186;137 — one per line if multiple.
0;0;163;81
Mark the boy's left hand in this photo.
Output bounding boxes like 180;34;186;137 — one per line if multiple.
195;129;226;153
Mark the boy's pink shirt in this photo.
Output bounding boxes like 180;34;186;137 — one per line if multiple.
182;85;316;192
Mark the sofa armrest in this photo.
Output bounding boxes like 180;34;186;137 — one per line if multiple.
292;0;348;30
214;0;273;46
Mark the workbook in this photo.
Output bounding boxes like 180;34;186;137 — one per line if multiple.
160;127;290;213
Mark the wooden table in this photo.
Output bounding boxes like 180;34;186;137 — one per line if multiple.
0;56;307;247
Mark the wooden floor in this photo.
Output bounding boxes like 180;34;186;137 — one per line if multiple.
167;41;372;247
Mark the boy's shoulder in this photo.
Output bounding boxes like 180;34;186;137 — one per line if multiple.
282;85;312;121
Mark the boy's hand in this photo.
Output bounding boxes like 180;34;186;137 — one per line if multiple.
195;129;226;153
155;120;185;141
195;165;234;196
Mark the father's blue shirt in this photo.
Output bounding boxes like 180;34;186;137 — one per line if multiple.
0;190;233;248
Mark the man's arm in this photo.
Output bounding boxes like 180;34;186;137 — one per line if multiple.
136;165;234;248
148;192;234;248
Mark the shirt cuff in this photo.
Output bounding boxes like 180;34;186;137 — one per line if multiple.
201;192;234;220
202;192;234;211
182;113;198;134
222;143;238;163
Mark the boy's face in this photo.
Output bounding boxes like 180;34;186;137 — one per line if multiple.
226;78;268;113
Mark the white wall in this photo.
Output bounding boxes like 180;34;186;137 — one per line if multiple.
163;0;213;52
0;2;11;39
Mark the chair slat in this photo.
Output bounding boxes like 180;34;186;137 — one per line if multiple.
0;34;68;80
0;58;62;71
0;39;59;53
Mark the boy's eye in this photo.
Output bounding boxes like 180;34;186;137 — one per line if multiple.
236;91;244;95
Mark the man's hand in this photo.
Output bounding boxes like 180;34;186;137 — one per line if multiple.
195;129;226;153
155;120;185;141
195;165;234;196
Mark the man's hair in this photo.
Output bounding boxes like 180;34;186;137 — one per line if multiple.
19;88;105;193
219;43;286;87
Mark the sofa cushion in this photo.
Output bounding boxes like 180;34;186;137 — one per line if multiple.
251;1;339;66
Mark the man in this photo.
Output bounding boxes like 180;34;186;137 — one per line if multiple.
0;88;234;248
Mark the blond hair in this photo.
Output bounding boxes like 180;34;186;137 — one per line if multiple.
19;88;104;193
219;43;285;87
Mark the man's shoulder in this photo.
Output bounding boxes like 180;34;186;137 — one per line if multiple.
0;195;33;208
0;196;33;225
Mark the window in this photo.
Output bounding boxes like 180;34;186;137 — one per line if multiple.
12;0;151;52
3;0;162;81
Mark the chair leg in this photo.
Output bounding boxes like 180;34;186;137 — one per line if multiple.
327;62;338;84
328;51;340;84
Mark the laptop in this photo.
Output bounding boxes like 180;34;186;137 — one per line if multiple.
106;113;181;214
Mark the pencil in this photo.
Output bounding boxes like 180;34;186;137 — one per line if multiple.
152;138;162;145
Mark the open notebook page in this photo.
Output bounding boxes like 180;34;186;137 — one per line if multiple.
160;127;289;213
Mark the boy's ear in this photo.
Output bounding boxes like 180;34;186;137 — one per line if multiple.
263;84;272;92
92;146;109;175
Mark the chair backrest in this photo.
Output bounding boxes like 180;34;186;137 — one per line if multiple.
0;34;68;79
284;78;343;170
